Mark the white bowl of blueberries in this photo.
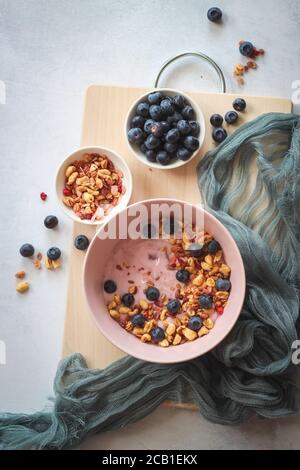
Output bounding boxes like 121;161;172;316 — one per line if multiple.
125;88;205;169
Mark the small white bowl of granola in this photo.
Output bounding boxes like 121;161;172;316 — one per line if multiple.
55;146;133;225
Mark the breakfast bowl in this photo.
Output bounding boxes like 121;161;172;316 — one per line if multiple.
55;146;133;225
83;198;245;363
125;88;205;170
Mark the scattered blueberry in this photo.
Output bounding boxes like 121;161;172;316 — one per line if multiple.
207;239;221;253
144;119;155;134
215;278;231;291
19;243;34;257
199;294;213;309
140;143;147;154
189;121;200;137
239;41;254;57
122;293;135;307
185;243;203;257
173;94;186;109
149;104;162;120
176;269;190;283
233;98;246;112
147;91;163;104
145;286;160;301
207;7;222;22
167;299;181;315
181;106;194;120
177;120;191;135
146;149;157;162
151;326;165;343
151;122;164;137
160;98;175;116
44;215;58;229
212;127;227;143
104;279;117;293
128;127;144;143
156;150;171;166
145;134;160;149
177;147;192;161
166;128;180;143
188;316;203;331
131;115;145;129
161;120;171;133
184;136;199;151
74;234;89;251
225;110;238;124
136;102;149;117
164;142;177;153
143;223;157;238
132;313;146;327
47;247;61;261
210;113;223;127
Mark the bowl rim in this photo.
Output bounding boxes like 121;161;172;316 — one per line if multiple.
124;88;206;171
83;198;246;363
55;145;133;226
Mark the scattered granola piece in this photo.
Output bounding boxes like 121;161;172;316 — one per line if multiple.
15;271;26;279
16;281;29;293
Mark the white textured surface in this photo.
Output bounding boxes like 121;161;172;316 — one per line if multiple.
0;0;300;449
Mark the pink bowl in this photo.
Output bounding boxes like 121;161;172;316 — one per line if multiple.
83;199;246;363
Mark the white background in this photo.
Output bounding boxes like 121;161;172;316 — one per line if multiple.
1;0;300;449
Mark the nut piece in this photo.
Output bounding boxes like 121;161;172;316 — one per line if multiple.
109;309;120;319
206;277;215;287
192;274;204;286
45;256;53;270
173;333;182;345
128;285;137;295
15;271;26;279
52;259;61;269
16;281;29;293
198;326;209;337
203;318;214;329
67;171;78;185
182;328;197;341
219;264;231;277
159;339;169;347
65;165;76;177
34;259;42;269
166;323;176;336
119;306;131;314
139;299;149;310
133;327;144;337
141;333;151;343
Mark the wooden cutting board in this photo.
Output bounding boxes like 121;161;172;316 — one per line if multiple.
62;85;291;382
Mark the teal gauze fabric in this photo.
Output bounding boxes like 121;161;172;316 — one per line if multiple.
0;112;300;449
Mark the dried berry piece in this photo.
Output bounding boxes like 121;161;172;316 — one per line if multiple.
40;192;47;201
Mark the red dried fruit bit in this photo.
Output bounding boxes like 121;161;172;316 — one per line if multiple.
63;187;72;196
244;65;249;72
216;306;224;315
259;48;265;55
117;181;123;192
40;192;47;201
81;213;92;220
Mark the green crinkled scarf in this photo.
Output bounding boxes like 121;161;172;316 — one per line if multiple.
1;112;299;449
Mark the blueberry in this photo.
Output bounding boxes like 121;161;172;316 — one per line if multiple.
181;106;194;120
176;269;190;283
184;136;199;151
151;122;164;137
151;326;165;343
144;119;155;134
145;286;160;301
207;239;221;253
74;234;89;251
132;313;146;327
189;121;200;137
239;41;254;57
160;99;175;116
104;279;117;293
156;150;171;166
166;128;180;143
185;243;203;257
199;294;213;309
140;143;147;154
147;91;163;105
136;102;149;117
143;223;157;238
225;110;238;124
188;316;203;331
19;243;34;257
177;120;191;135
164;142;177;153
44;215;58;229
207;7;222;22
212;127;227;143
145;134;160;150
233;98;246;112
122;293;135;307
216;278;231;291
210;113;223;127
173;94;186;109
146;150;157;162
131;115;145;129
176;147;192;161
47;247;61;260
161;120;171;133
128;127;144;143
167;299;181;315
149;104;162;120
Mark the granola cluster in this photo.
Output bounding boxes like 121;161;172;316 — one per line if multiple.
62;152;125;221
104;230;231;347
